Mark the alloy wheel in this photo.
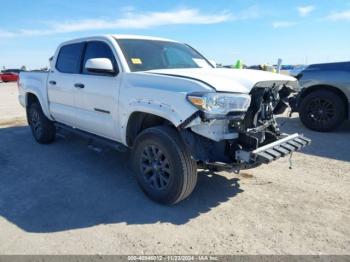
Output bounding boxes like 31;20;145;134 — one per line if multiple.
30;109;42;138
140;145;171;190
306;98;335;124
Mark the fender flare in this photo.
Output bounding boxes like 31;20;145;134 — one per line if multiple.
119;99;195;145
24;89;53;121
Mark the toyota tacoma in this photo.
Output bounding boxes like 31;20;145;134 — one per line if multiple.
18;35;310;204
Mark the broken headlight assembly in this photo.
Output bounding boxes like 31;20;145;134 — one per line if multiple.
187;92;251;116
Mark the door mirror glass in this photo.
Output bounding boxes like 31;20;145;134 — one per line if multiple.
85;58;114;74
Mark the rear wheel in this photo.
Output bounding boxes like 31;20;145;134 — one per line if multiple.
299;90;345;132
27;103;56;144
132;126;197;205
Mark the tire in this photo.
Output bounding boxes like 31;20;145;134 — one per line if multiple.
27;103;56;144
299;90;345;132
132;126;197;205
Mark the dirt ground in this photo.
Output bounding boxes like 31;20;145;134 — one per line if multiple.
0;82;349;254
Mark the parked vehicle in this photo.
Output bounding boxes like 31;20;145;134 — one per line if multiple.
295;61;350;132
280;65;294;71
0;69;21;82
289;65;307;77
247;65;262;70
18;35;310;204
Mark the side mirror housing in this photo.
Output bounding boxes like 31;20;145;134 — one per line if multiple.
85;58;115;74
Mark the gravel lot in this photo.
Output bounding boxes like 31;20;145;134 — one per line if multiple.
0;82;349;254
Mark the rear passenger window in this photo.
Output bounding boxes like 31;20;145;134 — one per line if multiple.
56;43;84;73
82;41;118;75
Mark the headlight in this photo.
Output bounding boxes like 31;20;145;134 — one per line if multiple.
187;92;251;115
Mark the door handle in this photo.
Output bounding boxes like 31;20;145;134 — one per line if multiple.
74;83;85;89
49;80;56;85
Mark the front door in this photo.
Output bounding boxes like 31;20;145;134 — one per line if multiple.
73;41;121;140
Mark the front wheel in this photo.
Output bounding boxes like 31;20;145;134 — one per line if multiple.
27;103;56;144
299;90;345;132
132;126;197;205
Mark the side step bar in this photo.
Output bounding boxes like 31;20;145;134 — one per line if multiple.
236;133;311;164
55;123;129;152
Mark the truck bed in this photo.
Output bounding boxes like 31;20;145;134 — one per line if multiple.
18;71;49;115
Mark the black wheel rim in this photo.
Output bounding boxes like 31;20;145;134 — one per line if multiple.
30;109;42;138
140;145;171;190
306;98;335;124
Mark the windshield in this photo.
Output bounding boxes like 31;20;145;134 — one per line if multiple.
116;39;213;72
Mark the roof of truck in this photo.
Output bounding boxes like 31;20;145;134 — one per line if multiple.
111;34;178;42
59;35;179;47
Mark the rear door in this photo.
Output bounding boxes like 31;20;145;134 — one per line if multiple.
48;42;84;126
73;40;121;140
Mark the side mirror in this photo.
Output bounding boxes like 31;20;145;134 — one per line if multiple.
85;58;115;74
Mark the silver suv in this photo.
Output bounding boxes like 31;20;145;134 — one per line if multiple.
296;61;350;132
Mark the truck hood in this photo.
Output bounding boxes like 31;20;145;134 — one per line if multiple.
146;68;297;93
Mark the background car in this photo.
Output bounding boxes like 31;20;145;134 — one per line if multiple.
290;65;307;77
297;61;350;132
0;69;21;82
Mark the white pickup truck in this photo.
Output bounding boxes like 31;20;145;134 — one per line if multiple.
18;34;310;204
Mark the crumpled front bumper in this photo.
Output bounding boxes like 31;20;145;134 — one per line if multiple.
236;133;311;164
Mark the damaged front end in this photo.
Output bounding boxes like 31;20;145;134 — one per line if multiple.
180;81;311;171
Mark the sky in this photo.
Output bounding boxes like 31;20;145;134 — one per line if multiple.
1;0;350;69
